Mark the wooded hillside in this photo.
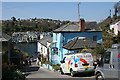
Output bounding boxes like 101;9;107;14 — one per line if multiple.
2;17;70;35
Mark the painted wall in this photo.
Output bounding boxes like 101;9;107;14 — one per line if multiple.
50;39;61;64
63;32;102;44
37;42;47;56
51;31;102;64
110;21;120;35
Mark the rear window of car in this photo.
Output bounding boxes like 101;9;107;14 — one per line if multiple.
66;57;74;61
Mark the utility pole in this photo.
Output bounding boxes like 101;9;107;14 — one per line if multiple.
78;2;80;20
110;9;111;17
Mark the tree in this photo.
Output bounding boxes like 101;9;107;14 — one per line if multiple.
114;32;120;43
114;2;120;17
11;17;16;21
93;47;106;60
118;2;120;16
23;52;28;58
34;17;37;20
93;47;106;55
18;18;20;21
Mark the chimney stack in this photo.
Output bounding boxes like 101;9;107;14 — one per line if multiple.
79;19;85;32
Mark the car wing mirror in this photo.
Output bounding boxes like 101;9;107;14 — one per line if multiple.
99;60;103;67
60;61;65;63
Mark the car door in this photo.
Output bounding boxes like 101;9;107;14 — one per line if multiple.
110;49;119;78
102;52;111;78
61;57;69;73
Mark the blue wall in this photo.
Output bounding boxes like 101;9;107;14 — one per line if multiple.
51;32;102;64
63;32;102;44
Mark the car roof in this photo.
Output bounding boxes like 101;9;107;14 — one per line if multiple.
65;53;92;57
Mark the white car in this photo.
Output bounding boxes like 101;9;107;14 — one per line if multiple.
60;53;95;77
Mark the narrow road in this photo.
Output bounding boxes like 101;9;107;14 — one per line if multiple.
23;62;95;80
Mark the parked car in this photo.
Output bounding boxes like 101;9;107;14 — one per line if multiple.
95;44;120;80
60;53;95;77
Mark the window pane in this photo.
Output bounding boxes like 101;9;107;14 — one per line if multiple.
93;36;97;41
104;52;111;64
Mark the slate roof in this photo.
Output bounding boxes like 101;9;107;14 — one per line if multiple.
112;44;120;49
38;36;53;47
0;33;11;41
49;42;55;48
111;19;120;25
63;37;99;50
53;22;102;32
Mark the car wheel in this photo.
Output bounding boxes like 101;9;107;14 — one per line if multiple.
96;73;104;80
60;68;64;75
70;69;75;77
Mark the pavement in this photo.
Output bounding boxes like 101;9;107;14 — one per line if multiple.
22;62;95;80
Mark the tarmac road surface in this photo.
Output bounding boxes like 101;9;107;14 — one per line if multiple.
23;62;95;80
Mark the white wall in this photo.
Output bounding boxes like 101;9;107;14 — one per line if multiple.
37;42;47;57
37;42;41;54
110;24;114;30
47;42;51;48
110;21;120;35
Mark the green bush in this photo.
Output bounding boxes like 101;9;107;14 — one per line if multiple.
93;47;106;55
2;70;24;80
2;63;25;80
109;28;114;33
45;61;51;65
53;65;60;71
81;49;92;53
41;61;51;65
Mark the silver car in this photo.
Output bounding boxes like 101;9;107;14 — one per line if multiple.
95;44;120;80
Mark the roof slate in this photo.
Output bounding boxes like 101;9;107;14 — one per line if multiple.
38;36;53;47
0;33;11;41
2;33;11;40
54;22;102;32
111;19;120;25
63;37;99;50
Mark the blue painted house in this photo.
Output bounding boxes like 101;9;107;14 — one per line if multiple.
50;19;102;64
